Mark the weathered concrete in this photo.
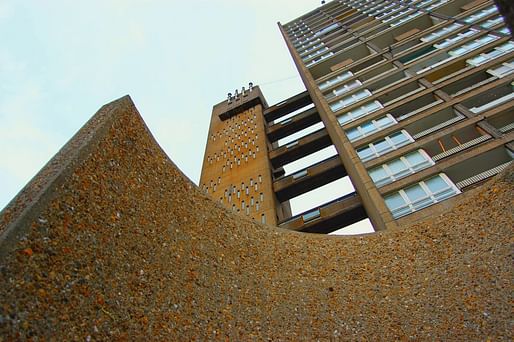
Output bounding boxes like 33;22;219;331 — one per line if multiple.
0;96;512;340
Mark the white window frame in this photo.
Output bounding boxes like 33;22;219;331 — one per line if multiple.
345;114;397;142
357;130;414;162
329;89;372;112
325;79;363;99
384;173;460;218
337;100;384;125
466;41;514;67
318;71;354;91
368;149;434;187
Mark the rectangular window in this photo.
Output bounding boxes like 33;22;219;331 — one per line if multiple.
345;114;397;142
480;16;504;29
433;29;479;50
318;71;354;91
325;79;362;100
486;59;514;78
357;130;414;162
448;35;498;57
306;52;334;67
315;23;340;36
330;89;372;112
466;41;514;67
384;173;460;218
368;149;434;187
462;5;498;24
420;23;463;43
302;46;330;61
337;100;384;125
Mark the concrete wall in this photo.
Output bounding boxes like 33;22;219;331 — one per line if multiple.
0;97;512;340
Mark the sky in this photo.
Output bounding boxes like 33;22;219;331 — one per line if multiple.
0;0;373;234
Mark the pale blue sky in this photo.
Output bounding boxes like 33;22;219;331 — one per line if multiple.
0;1;373;234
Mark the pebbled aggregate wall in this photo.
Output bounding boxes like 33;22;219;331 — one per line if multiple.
0;96;512;340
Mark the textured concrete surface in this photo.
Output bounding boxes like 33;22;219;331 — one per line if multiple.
0;96;512;340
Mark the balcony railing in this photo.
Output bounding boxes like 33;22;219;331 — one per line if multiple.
432;134;492;162
455;161;512;189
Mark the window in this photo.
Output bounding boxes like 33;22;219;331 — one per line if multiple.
330;89;372;112
448;35;498;57
462;5;498;24
357;130;414;162
306;52;334;67
420;23;463;43
466;41;514;66
325;79;362;100
433;29;479;50
345;114;397;142
368;149;435;187
389;11;422;27
319;71;354;91
480;16;504;29
487;59;514;78
315;23;339;37
302;46;330;61
300;43;325;56
337;100;383;125
384;173;460;218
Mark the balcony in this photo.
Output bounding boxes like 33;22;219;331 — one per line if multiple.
461;81;514;115
403;107;466;140
487;107;514;134
308;43;380;79
421;125;493;162
373;80;425;107
444;147;514;190
367;13;433;50
389;93;443;122
439;67;497;97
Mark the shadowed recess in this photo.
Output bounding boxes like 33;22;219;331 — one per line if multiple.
0;96;512;340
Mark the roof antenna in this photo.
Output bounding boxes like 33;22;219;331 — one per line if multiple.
321;0;326;4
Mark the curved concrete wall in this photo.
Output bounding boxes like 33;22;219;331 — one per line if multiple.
0;96;512;340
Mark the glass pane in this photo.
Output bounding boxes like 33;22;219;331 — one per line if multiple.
374;139;391;154
425;175;449;193
357;146;374;159
354;89;371;101
389;131;408;145
388;158;408;175
365;100;382;113
404;183;427;202
369;167;388;182
346;128;361;141
330;100;344;112
361;122;376;135
385;192;406;210
375;116;393;127
338;113;351;125
405;150;426;166
350;107;366;120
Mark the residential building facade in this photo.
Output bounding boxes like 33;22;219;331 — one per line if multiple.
201;0;513;233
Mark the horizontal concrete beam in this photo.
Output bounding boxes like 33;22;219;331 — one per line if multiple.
273;155;347;202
